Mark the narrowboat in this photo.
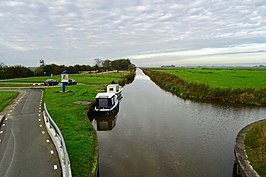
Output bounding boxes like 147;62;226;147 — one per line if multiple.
107;84;122;98
94;92;119;116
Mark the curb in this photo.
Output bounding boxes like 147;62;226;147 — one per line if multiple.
234;120;265;177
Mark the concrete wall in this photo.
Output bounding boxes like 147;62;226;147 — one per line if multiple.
234;120;265;177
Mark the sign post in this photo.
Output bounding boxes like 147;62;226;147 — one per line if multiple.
61;70;68;92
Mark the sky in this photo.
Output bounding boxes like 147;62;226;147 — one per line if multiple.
0;0;266;67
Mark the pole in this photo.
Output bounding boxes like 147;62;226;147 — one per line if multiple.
62;82;66;92
61;70;68;93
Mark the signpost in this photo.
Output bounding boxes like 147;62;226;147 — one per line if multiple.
61;70;68;92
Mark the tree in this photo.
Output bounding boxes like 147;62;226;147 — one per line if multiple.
111;59;132;70
94;58;103;67
0;64;33;79
102;60;112;70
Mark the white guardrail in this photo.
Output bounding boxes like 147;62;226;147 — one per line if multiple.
43;103;72;177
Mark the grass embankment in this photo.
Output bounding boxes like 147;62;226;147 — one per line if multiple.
43;71;135;177
245;120;266;177
0;91;18;112
143;68;266;106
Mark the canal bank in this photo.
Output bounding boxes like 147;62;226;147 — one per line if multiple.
95;69;266;177
234;120;265;177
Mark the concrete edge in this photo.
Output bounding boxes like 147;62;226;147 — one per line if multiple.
234;119;265;177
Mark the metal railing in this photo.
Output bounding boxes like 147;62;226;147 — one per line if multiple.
43;103;72;177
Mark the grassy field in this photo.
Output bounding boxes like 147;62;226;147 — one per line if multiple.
0;91;18;112
43;71;135;177
245;120;266;177
0;83;33;87
143;68;266;106
159;68;266;89
0;71;129;84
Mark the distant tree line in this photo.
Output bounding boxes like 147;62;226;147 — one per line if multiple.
0;63;34;79
0;59;135;79
34;64;93;76
95;58;136;71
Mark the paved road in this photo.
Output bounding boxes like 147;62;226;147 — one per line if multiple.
0;89;61;177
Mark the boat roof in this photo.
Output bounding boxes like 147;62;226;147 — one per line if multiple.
107;84;120;87
96;92;116;98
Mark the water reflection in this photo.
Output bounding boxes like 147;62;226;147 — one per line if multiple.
92;114;118;131
88;100;120;131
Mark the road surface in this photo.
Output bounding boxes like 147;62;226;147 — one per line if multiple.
0;89;61;177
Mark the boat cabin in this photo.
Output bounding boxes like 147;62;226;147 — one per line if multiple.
95;92;118;111
107;84;122;95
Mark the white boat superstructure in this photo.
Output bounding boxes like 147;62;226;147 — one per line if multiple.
94;92;119;115
107;84;122;97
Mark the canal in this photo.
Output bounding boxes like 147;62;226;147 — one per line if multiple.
92;69;266;177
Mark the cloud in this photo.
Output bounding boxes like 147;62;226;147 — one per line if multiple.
0;0;265;66
128;43;266;66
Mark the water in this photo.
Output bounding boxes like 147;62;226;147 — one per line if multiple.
92;69;266;177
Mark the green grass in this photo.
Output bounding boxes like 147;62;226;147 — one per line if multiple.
0;91;18;112
0;76;61;83
158;68;266;89
44;85;102;177
143;68;266;106
0;71;129;84
245;120;266;177
72;71;129;84
0;83;33;87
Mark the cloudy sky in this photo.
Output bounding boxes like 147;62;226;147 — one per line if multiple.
0;0;265;67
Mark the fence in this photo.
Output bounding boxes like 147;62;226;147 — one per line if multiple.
43;103;72;177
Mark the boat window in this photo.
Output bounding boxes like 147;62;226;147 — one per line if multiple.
109;88;114;91
98;99;108;108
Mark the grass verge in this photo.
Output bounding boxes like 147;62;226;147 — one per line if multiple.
245;120;266;177
44;85;101;177
0;91;19;112
0;83;33;87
